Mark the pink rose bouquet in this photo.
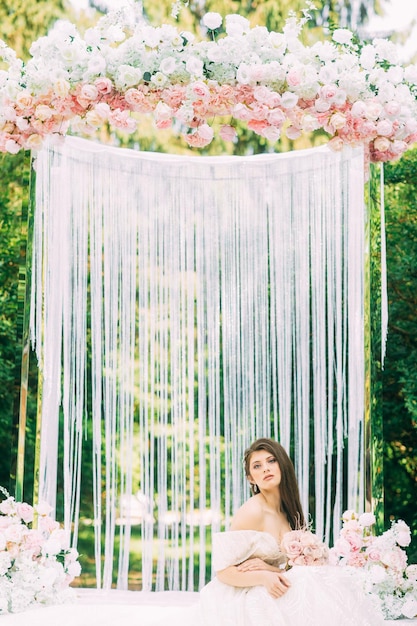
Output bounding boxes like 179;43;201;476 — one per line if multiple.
0;487;81;614
281;529;329;567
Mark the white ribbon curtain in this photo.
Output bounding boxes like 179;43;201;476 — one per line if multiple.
31;136;365;591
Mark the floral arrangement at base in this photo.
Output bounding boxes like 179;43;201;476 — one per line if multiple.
0;487;81;615
0;1;417;160
281;528;329;567
330;510;417;621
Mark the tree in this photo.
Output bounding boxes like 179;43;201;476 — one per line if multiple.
382;150;417;559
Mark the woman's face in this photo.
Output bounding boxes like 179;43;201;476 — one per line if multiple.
247;449;281;491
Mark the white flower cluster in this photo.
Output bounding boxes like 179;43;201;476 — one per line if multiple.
0;487;81;614
0;4;416;158
330;510;417;620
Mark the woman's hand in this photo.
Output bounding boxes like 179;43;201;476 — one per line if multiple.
237;557;278;573
261;571;291;599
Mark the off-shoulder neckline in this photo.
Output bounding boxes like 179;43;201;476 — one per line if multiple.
214;529;281;547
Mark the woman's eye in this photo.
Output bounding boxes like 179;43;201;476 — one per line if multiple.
268;458;276;464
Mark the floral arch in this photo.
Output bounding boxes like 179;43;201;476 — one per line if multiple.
0;3;416;161
2;0;412;599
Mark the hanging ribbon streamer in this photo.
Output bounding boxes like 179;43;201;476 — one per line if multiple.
31;137;366;591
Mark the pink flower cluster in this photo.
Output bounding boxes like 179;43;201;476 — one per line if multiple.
281;528;329;567
329;510;410;578
0;487;81;613
2;77;417;161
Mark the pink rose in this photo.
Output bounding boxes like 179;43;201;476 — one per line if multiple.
267;108;286;127
365;545;382;562
219;125;237;141
191;81;210;99
124;88;154;113
80;84;99;101
380;546;407;572
95;77;113;95
350;101;367;118
38;515;60;534
384;100;401;117
285;125;302;140
261;125;281;141
315;98;331;113
184;123;214;147
373;136;390;152
16;502;34;524
347;551;367;567
286;67;302;87
253;86;280;108
376;119;393;137
108;108;137;133
320;85;338;100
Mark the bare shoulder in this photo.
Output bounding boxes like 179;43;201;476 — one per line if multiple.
230;496;264;531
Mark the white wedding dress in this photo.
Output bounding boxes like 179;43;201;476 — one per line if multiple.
177;530;385;626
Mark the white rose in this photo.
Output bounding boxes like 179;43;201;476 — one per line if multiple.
117;65;143;89
358;512;376;527
332;29;353;45
159;56;177;75
280;91;298;109
186;56;204;77
202;12;222;31
225;14;250;37
387;65;404;85
360;45;376;70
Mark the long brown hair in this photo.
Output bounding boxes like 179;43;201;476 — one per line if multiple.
244;438;306;530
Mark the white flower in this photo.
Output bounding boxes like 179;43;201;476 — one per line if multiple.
202;12;222;31
185;56;204;77
116;64;142;89
281;91;298;109
225;14;250;37
360;45;376;70
358;512;376;527
150;71;168;87
332;29;353;45
402;597;417;619
386;65;404;85
35;501;53;516
159;56;177;75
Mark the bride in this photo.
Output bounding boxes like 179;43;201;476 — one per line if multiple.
190;438;384;626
